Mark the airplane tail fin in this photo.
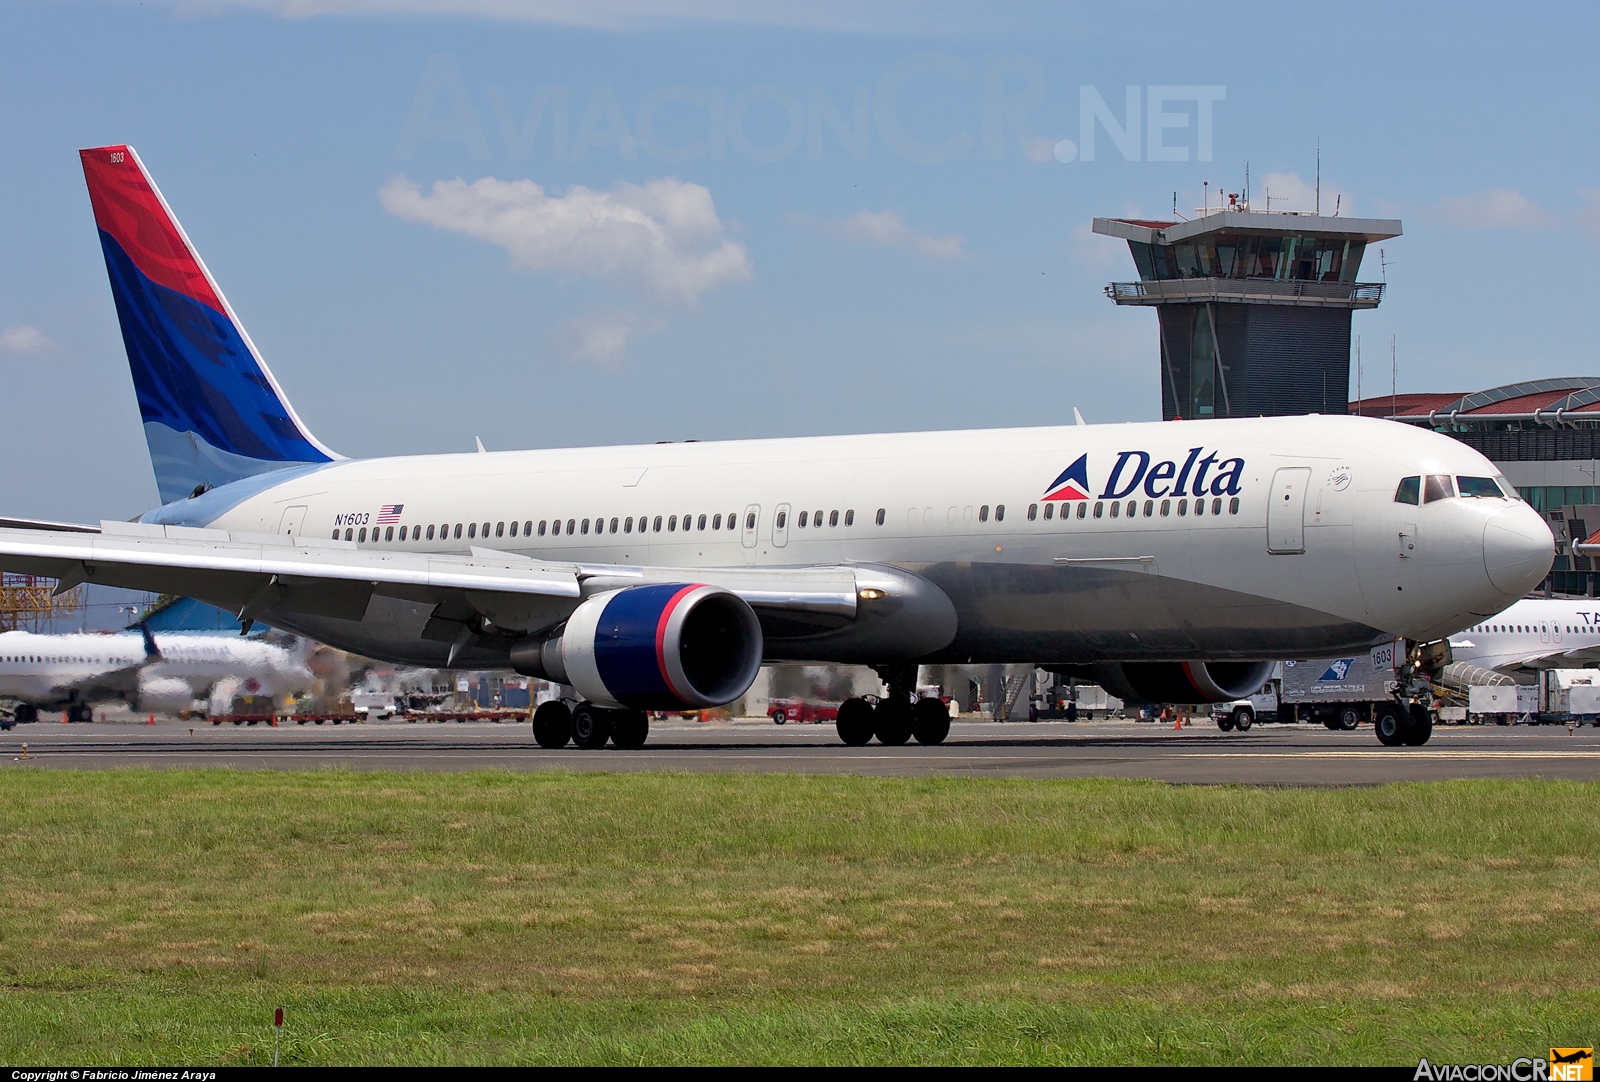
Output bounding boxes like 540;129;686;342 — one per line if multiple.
137;621;161;661
79;145;339;504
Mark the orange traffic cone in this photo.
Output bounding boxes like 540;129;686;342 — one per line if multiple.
147;713;155;726
61;711;68;724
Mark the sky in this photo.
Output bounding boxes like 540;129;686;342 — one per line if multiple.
1;0;1597;522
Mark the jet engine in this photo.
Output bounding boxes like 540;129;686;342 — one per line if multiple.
1082;660;1278;705
510;583;763;711
137;675;198;715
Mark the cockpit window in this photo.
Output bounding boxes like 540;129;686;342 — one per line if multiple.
1394;476;1420;505
1423;474;1455;503
1457;476;1506;499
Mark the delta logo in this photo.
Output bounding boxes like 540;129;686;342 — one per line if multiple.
1319;660;1354;682
1044;447;1247;502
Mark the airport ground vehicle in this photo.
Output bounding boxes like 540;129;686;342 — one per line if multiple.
1279;643;1402;731
0;144;1552;752
768;698;839;725
1212;674;1282;730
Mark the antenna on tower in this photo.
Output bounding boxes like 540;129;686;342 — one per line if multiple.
1355;336;1362;416
1380;247;1391;284
1315;140;1321;215
1244;162;1250;210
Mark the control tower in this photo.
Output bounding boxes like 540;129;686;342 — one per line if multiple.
1094;203;1400;420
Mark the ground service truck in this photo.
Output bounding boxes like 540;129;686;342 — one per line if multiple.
1279;641;1400;730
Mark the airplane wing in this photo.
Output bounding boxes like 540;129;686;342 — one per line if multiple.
0;522;863;641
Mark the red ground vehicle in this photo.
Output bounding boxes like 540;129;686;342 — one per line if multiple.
768;699;840;725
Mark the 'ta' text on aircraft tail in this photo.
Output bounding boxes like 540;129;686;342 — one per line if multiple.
79;145;340;505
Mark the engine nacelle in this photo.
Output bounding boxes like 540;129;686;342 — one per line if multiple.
137;675;198;715
1092;660;1277;705
510;583;763;711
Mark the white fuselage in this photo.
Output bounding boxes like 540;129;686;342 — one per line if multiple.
141;414;1553;670
0;630;312;710
1449;597;1600;673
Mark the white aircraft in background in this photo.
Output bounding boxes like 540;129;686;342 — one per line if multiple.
1446;597;1600;678
0;144;1554;749
0;624;313;726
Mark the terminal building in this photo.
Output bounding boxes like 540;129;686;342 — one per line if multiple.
1094;202;1400;421
1353;377;1600;596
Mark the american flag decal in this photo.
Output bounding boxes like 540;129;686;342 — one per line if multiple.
376;504;404;524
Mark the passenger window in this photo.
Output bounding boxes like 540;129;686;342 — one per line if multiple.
1160;499;1170;516
495;522;504;537
1109;501;1120;519
996;504;1005;521
669;515;678;531
332;530;339;540
1043;503;1054;520
830;510;839;527
385;526;394;542
567;519;575;534
875;508;885;525
810;509;820;527
798;511;808;528
713;513;722;530
525;520;533;535
979;505;989;522
468;523;477;539
775;511;786;529
1229;497;1240;514
1195;499;1205;517
1143;500;1153;517
694;514;703;531
654;515;663;531
345;528;354;541
1093;502;1103;519
359;527;367;542
581;519;590;535
1178;499;1188;516
625;516;634;533
1027;504;1038;521
1212;497;1222;515
748;512;757;529
1422;474;1455;503
1076;503;1086;519
1394;476;1421;505
509;521;518;537
454;524;463;539
426;524;435;540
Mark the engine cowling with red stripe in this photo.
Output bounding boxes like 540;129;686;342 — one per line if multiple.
1113;660;1277;704
522;583;764;710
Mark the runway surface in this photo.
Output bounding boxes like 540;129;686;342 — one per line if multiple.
4;716;1599;783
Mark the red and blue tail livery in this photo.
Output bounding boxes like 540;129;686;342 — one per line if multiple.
1043;454;1092;500
80;145;337;504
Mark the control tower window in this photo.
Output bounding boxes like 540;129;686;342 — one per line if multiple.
1422;475;1455;503
1394;477;1421;505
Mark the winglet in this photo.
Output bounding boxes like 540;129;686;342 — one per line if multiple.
1073;407;1086;427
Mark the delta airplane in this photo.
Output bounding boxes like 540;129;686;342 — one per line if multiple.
0;625;312;726
0;145;1555;749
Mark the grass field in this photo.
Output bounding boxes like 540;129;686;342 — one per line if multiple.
0;770;1595;1065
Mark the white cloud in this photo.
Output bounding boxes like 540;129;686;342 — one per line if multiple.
555;311;647;365
1253;171;1353;217
792;208;965;260
379;175;750;306
1435;188;1554;228
0;325;60;355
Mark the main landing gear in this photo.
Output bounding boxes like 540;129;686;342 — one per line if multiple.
1374;701;1432;747
836;665;951;747
531;700;650;750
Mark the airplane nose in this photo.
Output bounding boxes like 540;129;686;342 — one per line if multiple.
1483;504;1554;597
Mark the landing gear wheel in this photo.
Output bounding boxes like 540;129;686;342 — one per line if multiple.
1336;706;1361;731
13;703;37;724
1374;706;1403;746
835;697;875;746
610;710;649;750
772;709;787;725
1217;715;1236;732
1402;703;1433;746
570;703;613;750
1231;707;1253;732
911;697;951;745
873;698;913;746
67;703;93;723
532;701;572;749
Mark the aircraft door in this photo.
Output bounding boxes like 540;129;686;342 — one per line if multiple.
277;505;308;538
742;504;760;549
772;504;791;548
1266;468;1312;554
